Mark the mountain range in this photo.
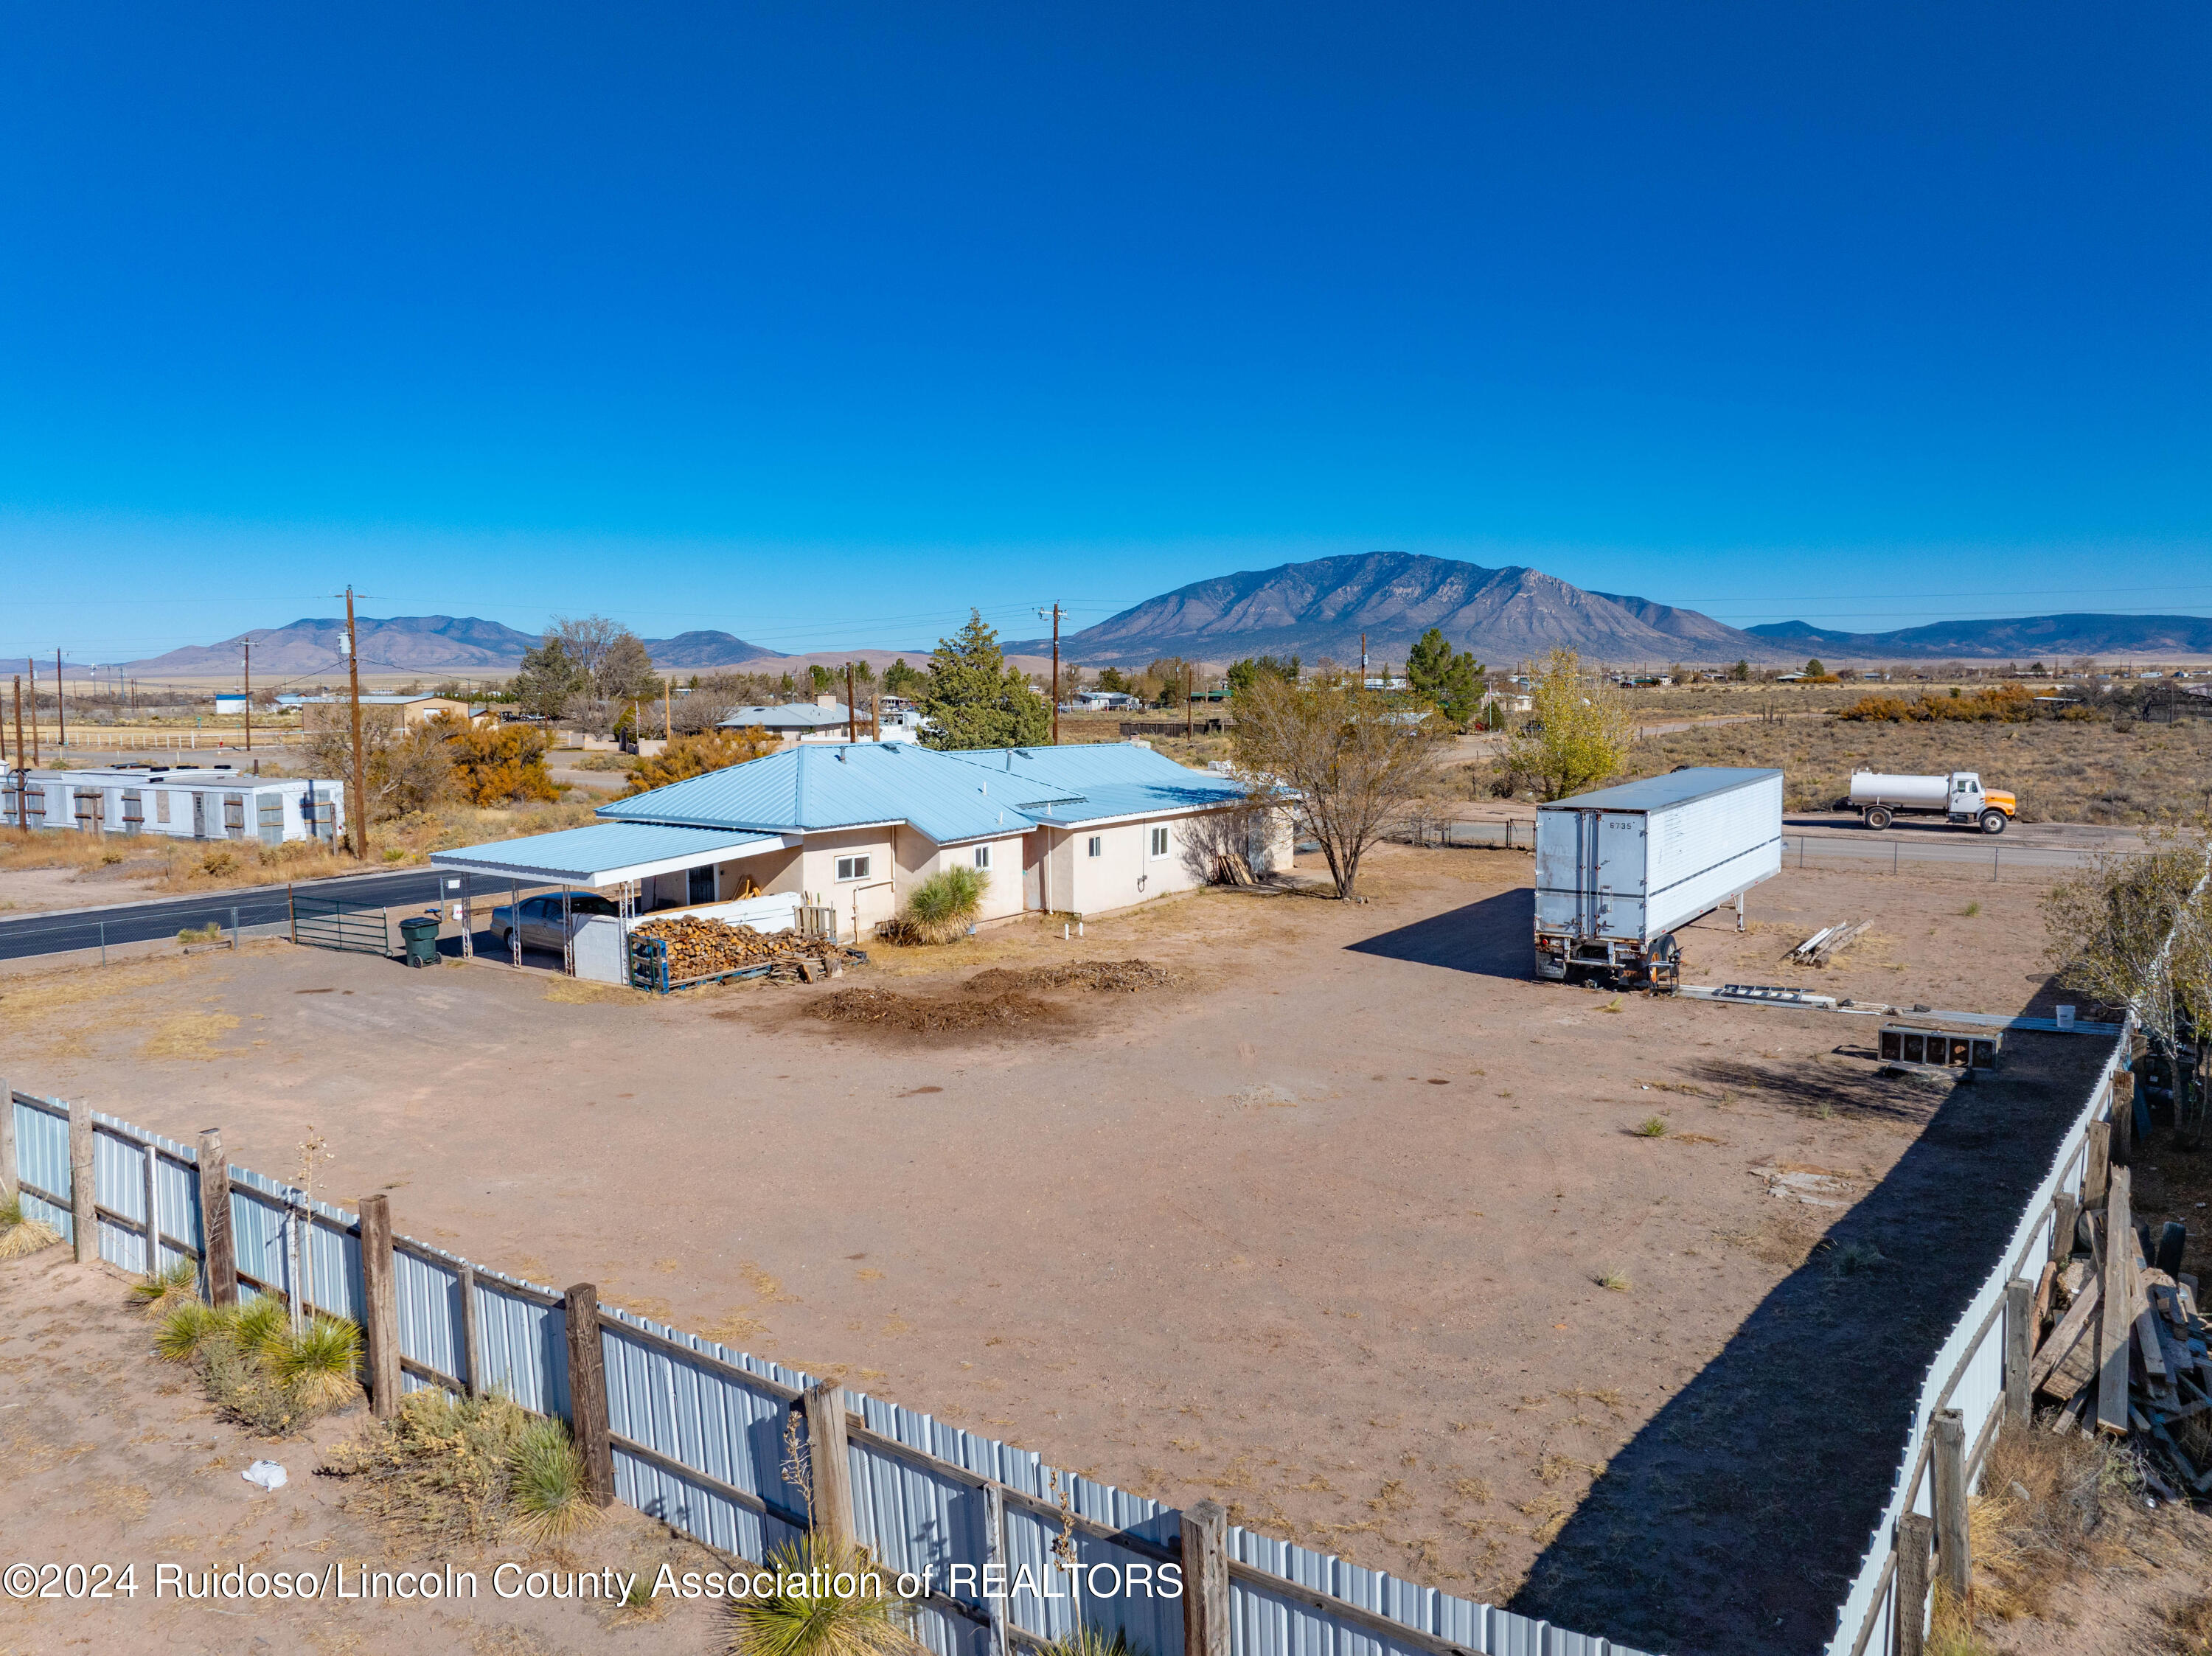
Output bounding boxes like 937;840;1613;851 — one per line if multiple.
80;557;2212;678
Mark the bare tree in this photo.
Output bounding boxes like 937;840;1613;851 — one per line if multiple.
305;709;453;826
1230;667;1438;899
2042;829;2212;1051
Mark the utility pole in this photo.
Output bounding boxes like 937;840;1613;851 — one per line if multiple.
11;677;25;829
55;648;66;749
344;588;368;859
845;664;856;742
243;639;252;753
26;658;38;764
1360;632;1368;684
1039;603;1063;745
1185;661;1194;742
664;676;672;745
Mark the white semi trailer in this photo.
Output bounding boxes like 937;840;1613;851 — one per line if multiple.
1847;771;2014;834
1534;767;1784;987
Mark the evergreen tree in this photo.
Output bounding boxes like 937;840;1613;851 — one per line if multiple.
1404;628;1485;727
509;637;588;720
883;658;925;697
1227;655;1300;696
917;610;1051;749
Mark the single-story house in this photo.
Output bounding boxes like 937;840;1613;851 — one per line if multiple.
296;694;474;731
717;696;921;747
2;764;343;843
1071;690;1143;712
432;740;1288;953
213;693;250;715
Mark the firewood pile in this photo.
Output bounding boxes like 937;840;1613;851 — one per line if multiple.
2028;1102;2211;1497
630;916;866;985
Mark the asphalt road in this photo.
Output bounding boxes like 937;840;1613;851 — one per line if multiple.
0;868;456;961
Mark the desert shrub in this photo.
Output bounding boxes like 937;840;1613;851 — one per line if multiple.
0;1194;62;1259
1835;683;2034;723
1043;1632;1145;1656
726;1531;917;1656
128;1258;201;1313
431;714;561;807
154;1298;364;1434
625;728;781;795
888;866;988;944
322;1392;598;1548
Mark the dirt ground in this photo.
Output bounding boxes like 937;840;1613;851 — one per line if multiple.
0;1245;726;1655
0;842;2187;1655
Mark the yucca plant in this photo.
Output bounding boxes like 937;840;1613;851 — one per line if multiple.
129;1258;201;1312
0;1194;62;1259
229;1294;292;1362
155;1299;232;1362
1044;1630;1145;1656
272;1314;364;1410
507;1418;597;1543
728;1531;917;1656
898;866;988;944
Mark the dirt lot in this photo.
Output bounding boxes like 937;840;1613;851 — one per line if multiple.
0;843;2173;1655
0;1245;726;1655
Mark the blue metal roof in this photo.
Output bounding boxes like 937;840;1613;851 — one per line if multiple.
944;744;1245;826
600;742;1026;843
1548;767;1782;813
432;821;785;885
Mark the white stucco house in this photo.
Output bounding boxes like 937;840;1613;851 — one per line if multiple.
432;740;1288;953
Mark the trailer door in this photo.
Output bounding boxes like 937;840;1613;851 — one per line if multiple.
1534;807;1600;937
1596;813;1647;939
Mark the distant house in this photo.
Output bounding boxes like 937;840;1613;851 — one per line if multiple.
717;695;922;746
213;693;250;715
1072;690;1143;712
296;693;473;731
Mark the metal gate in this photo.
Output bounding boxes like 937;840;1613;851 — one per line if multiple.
291;895;392;955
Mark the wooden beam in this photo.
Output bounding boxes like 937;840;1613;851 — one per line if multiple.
196;1130;237;1305
358;1195;401;1418
1931;1409;1969;1609
2098;1166;2134;1436
458;1262;482;1396
69;1099;95;1264
2112;1072;2137;1165
2083;1120;2111;1208
1895;1511;1933;1656
2004;1277;2034;1424
2048;1191;2077;1264
563;1283;615;1506
1182;1497;1231;1656
801;1380;857;1547
141;1141;159;1278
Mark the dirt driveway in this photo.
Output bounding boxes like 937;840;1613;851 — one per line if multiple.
1;843;2119;1655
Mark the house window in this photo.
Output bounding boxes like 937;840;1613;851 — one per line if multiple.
1149;826;1169;858
1087;835;1103;858
835;855;871;883
973;845;991;871
122;790;144;832
223;794;246;835
154;790;171;824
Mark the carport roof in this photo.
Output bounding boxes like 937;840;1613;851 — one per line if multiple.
431;822;791;888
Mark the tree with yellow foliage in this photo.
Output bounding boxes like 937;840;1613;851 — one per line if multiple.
1507;648;1633;801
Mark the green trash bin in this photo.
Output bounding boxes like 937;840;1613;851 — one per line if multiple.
398;914;441;968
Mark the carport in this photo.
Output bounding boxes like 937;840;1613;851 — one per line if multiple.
431;821;797;975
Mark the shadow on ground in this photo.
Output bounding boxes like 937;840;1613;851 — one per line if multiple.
1506;1025;2117;1656
1343;886;1534;980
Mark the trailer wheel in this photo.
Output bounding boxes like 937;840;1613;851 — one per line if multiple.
1863;806;1892;830
1980;810;2007;835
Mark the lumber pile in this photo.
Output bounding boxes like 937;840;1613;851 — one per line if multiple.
2028;1160;2212;1495
1789;920;1867;965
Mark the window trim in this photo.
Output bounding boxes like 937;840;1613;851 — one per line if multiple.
1087;835;1103;858
835;854;872;883
1148;825;1170;859
973;844;991;871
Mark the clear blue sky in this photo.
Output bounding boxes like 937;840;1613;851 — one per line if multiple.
3;2;2206;664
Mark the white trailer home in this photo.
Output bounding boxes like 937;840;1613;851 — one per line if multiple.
1;764;344;844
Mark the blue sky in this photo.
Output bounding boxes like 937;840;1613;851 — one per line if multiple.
2;3;2206;664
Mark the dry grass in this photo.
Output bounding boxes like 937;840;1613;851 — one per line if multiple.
1616;714;2212;823
1965;1422;2146;1624
323;1391;543;1547
541;978;647;1004
138;1010;243;1060
0;1194;63;1259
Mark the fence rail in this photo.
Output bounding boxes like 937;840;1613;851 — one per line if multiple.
2;1079;1652;1656
291;895;392;956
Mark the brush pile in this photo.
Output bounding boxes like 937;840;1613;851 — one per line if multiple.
964;960;1180;995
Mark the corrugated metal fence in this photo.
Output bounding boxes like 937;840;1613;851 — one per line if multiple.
3;1085;1650;1656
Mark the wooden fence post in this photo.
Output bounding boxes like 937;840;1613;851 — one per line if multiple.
564;1283;615;1506
802;1379;857;1548
142;1141;159;1277
69;1099;96;1264
2112;1073;2135;1166
2082;1120;2111;1208
2096;1166;2134;1436
458;1262;483;1396
1895;1511;1933;1656
1181;1497;1231;1656
2048;1191;2078;1264
1932;1409;1969;1609
196;1130;237;1305
358;1195;401;1419
0;1074;15;1204
2003;1277;2034;1424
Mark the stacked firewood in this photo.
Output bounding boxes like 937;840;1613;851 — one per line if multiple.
630;916;801;980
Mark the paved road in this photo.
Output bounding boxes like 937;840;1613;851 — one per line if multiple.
0;868;456;961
